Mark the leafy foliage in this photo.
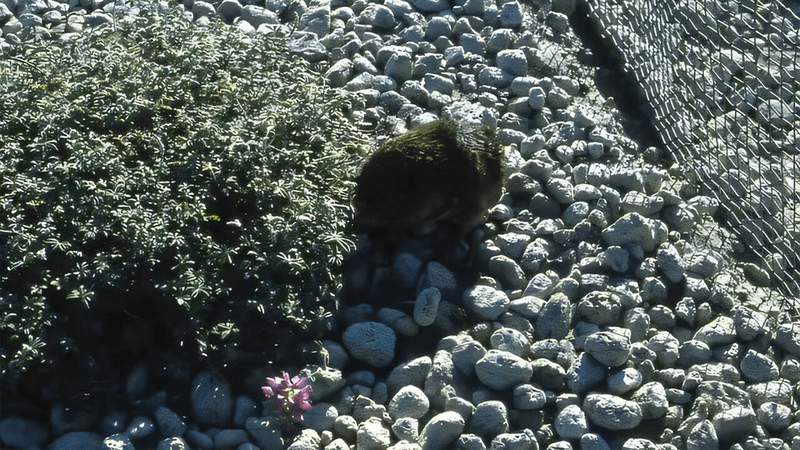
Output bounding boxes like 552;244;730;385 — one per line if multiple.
0;7;367;384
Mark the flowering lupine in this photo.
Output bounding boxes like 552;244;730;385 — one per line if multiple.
262;371;312;422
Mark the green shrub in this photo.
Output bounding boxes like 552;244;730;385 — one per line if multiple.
0;7;367;384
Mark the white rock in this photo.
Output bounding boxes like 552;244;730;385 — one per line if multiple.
388;386;430;420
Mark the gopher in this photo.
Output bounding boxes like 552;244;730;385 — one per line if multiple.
352;119;505;242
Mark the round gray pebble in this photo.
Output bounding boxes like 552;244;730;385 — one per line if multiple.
342;322;396;368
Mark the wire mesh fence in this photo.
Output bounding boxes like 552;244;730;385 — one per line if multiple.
582;0;800;311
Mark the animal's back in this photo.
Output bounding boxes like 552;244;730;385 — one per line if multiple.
352;119;504;238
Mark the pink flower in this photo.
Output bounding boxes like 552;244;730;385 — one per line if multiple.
262;371;312;423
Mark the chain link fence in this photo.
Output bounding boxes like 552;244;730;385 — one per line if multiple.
582;0;800;310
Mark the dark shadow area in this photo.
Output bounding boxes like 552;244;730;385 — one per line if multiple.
570;0;666;154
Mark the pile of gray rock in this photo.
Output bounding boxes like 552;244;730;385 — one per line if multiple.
1;0;797;449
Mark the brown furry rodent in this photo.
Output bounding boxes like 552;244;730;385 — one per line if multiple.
352;119;505;242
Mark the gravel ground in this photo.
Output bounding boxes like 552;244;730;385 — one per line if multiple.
1;0;797;449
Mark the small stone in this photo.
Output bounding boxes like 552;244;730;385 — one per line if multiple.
191;371;233;428
756;402;792;431
49;432;104;450
325;59;354;88
414;287;441;327
155;407;186;438
495;233;532;259
520;240;549;272
0;417;49;448
648;305;676;330
530;358;567;391
216;0;243;23
388;386;429;420
467;401;509;440
241;5;278;27
304;367;346;402
459;33;486;56
213;430;249;449
423;74;454;96
488;255;528;291
583;330;631;367
232;396;258;429
452;339;487;377
385;52;413;84
580;433;611;450
747;380;792;407
496;49;527;77
418;261;458;300
443;46;465;67
186;430;214;450
498;0;522;28
343;322;396;368
489;432;536;450
555;404;588;439
478;67;514;89
418;411;465;450
475;350;533;391
408;0;449;11
286;32;327;62
602;212;667;253
567;352;606;394
621;191;664;215
740;350;779;382
546;178;575;204
535;293;573;340
490;327;530;357
711;406;757;443
647;332;680;368
607;368;643;395
463;285;510;320
513;384;546;410
577;290;622;326
356;417;391;450
333;415;358;442
528;87;546;110
732;306;770;341
245;417;282;449
686;420;718;450
387;356;432;395
391;417;419;442
693;316;736;346
583;394;642;430
302;403;338;432
657;244;685;283
685;249;724;278
360;4;395;29
775;323;800;357
678;340;712;367
631;382;668;420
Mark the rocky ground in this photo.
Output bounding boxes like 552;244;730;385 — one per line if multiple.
1;0;799;449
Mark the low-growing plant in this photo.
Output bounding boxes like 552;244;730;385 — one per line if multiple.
262;371;312;425
0;5;367;389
